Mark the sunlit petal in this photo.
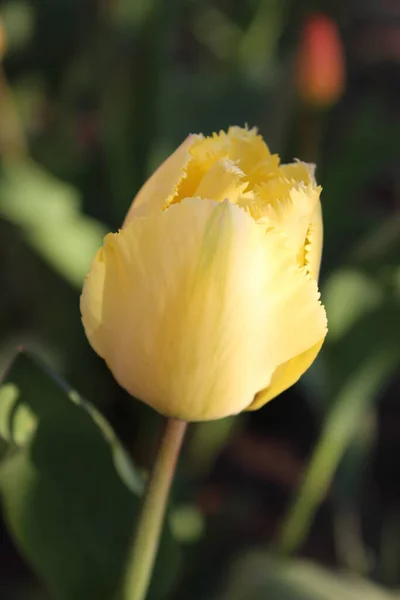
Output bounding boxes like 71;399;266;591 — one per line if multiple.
247;338;325;410
123;134;202;224
81;198;326;421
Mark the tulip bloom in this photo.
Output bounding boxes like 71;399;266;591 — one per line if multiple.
81;127;327;421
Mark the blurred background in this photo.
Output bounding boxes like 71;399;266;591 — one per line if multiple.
0;0;400;599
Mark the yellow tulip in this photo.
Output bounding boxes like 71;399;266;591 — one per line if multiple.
81;127;327;421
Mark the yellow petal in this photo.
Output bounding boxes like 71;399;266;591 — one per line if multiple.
81;198;327;421
123;134;203;224
240;161;321;274
247;338;325;411
255;178;321;270
188;126;273;179
193;158;251;204
224;126;280;189
80;247;106;357
305;200;323;280
168;126;279;206
279;161;316;185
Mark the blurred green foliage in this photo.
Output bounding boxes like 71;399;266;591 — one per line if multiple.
219;554;400;600
0;352;179;600
0;0;399;599
0;159;106;287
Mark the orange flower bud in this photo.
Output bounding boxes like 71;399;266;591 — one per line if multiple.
297;13;345;108
0;18;6;61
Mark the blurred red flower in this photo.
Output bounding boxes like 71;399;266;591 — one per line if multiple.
297;13;346;108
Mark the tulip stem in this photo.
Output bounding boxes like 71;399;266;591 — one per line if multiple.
123;417;187;600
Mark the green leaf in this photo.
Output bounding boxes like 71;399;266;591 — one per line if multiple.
276;347;399;555
322;269;383;342
0;0;34;54
219;554;400;600
0;351;180;600
0;159;107;287
276;261;400;556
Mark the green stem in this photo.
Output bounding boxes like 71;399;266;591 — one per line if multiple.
123;417;187;600
274;351;398;555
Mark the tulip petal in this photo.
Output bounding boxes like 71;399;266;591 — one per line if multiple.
247;338;325;411
279;161;316;186
169;127;280;206
81;198;326;421
254;178;321;269
225;127;280;189
123;134;202;224
305;200;323;280
187;127;274;179
193;159;251;203
80;247;106;357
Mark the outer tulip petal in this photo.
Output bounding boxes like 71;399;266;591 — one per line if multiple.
247;338;325;411
305;200;323;280
81;198;327;421
255;179;321;268
80;247;107;357
123;134;202;224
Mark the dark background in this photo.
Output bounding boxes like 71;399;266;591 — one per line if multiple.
0;0;400;599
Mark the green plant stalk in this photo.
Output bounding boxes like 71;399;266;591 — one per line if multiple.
123;417;187;600
275;350;398;555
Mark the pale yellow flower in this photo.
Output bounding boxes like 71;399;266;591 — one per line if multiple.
81;127;327;421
